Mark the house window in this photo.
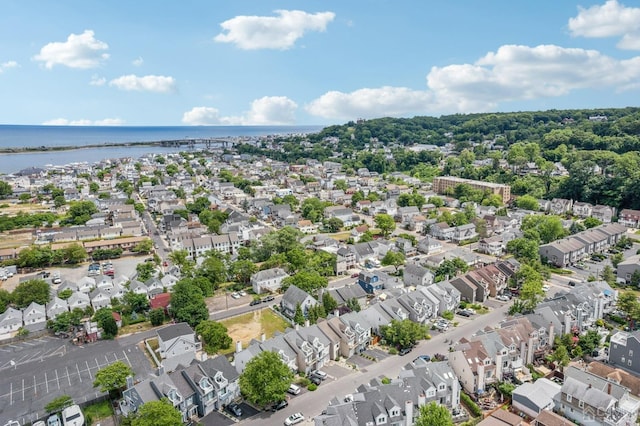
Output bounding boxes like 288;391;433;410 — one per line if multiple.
578;400;584;408
630;350;633;357
566;394;572;403
629;359;632;366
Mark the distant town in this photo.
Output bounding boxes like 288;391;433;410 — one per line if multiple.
1;108;640;426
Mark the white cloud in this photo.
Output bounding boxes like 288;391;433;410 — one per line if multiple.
33;30;109;69
109;74;176;93
0;61;18;73
42;117;124;126
183;96;298;125
132;57;144;67
569;0;640;50
306;44;640;120
89;75;106;86
215;9;335;50
306;87;433;120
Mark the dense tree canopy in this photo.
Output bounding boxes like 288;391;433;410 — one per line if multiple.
170;279;209;328
195;320;232;354
239;351;294;407
12;279;50;308
131;399;182;426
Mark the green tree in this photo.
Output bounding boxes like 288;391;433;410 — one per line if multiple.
47;309;83;333
583;217;602;229
63;200;99;225
293;303;305;325
551;345;570;368
506;238;540;263
168;249;195;276
196;252;228;290
101;315;118;339
611;252;624;268
123;291;149;314
374;214;396;237
521;214;567;244
12;279;50;308
346;298;361;312
380;319;429;349
601;265;616;286
281;270;328;294
136;262;155;282
322;292;338;314
325;217;344;233
415;402;454;426
515;264;544;311
45;395;74;414
0;288;12;313
514;195;539;211
230;259;257;285
58;288;73;300
149;308;165;326
131;399;182;426
132;239;154;254
239;351;294;407
169;279;209;328
195;320;232;354
89;182;100;193
93;361;134;397
381;250;406;272
0;181;13;199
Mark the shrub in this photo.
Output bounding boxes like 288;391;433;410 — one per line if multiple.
460;392;482;417
308;383;318;391
388;347;398;355
298;377;311;387
381;377;391;384
442;311;454;321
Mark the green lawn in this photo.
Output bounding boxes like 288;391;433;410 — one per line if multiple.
83;400;113;425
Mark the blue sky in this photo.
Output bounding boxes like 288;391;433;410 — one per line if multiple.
1;0;639;126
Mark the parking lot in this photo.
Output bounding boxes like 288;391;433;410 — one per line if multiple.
0;334;154;425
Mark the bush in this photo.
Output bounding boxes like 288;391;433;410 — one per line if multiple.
388;347;398;355
307;383;318;391
381;377;391;384
442;311;454;321
460;392;482;417
298;377;311;387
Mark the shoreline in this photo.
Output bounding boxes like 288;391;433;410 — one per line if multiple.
0;139;226;155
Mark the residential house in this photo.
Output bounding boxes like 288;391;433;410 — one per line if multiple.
280;285;318;319
339;312;373;354
448;339;496;393
591;205;615;224
416;236;443;255
46;296;69;320
67;291;90;311
90;288;112;310
550;198;573;215
430;222;456;241
586;361;640;399
403;263;435;287
327;285;369;311
22;301;46;332
198;355;241;411
619;209;640;228
297;219;318;234
556;366;640;426
0;307;23;334
421;282;461;316
358;303;393;335
477;410;525;426
478;236;503;256
358;270;384;294
573;202;594;218
157;322;200;372
616;254;640;284
335;247;357;275
609;330;640;376
512;379;562;418
452;223;478;244
286;325;331;374
250;268;289;295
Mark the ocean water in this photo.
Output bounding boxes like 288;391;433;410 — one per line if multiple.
0;125;323;174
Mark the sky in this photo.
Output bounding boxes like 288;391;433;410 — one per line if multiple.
1;0;639;127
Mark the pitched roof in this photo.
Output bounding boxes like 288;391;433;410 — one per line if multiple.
157;322;194;342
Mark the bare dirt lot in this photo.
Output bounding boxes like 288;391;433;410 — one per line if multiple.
220;309;289;349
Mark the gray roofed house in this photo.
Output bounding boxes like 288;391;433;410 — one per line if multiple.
609;330;640;376
199;355;241;408
358;303;393;335
512;378;561;418
280;285;318;319
0;307;23;335
22;301;46;332
157;322;200;372
286;325;332;374
66;291;90;311
327;284;368;310
251;267;289;295
46;296;69;320
403;263;434;287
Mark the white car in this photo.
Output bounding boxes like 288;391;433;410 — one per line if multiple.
61;404;84;426
542;284;550;292
239;290;247;297
284;412;304;426
231;292;241;299
496;295;510;302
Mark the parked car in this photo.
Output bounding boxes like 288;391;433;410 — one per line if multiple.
284;412;304;426
310;376;322;385
456;310;472;317
311;370;327;380
47;414;61;426
351;273;359;278
398;346;413;356
542;284;550;292
231;292;241;299
271;399;288;411
249;299;262;306
239;290;247;297
569;281;578;287
225;403;242;417
415;354;431;362
263;295;275;302
495;295;510;302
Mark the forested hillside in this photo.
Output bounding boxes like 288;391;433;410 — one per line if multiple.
237;107;640;210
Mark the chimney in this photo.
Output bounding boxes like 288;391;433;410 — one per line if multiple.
201;352;208;362
418;393;426;407
295;323;299;331
564;313;572;335
304;319;310;328
125;375;134;389
261;333;266;342
236;340;242;354
405;401;414;426
608;382;612;395
156;365;165;376
334;309;340;318
548;323;555;348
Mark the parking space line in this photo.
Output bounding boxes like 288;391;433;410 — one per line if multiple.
34;376;36;396
105;354;110;364
55;369;60;389
96;358;100;370
45;372;48;393
22;378;24;401
122;349;132;366
10;382;12;405
76;363;82;383
86;360;92;379
66;366;71;386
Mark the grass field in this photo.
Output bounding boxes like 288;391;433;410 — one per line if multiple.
220;308;290;352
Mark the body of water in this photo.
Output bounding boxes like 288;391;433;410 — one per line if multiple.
0;125;323;174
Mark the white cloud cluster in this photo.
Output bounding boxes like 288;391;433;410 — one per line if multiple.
306;44;640;121
33;30;109;69
215;9;335;50
132;57;144;67
569;0;640;50
109;74;176;93
182;96;298;125
90;75;106;86
0;61;18;73
43;117;124;126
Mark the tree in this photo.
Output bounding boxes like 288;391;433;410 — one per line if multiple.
415;402;453;426
346;298;361;312
325;217;344;233
0;288;12;313
169;279;209;328
514;195;539;211
12;279;50;308
521;214;567;244
514;265;544;311
123;291;149;314
583;217;602;229
0;181;13;199
381;250;406;272
101;315;118;339
506;238;540;263
601;265;616;286
149;308;165;326
293;303;305;325
93;361;134;396
281;270;328;294
45;395;74;414
168;249;195;276
230;259;256;285
136;262;155;282
374;214;396;237
239;351;294;407
611;252;624;268
195;320;232;354
551;345;570;368
132;239;153;254
63;200;99;225
380;319;429;349
47;309;83;333
196;252;228;290
131;399;182;426
322;292;338;314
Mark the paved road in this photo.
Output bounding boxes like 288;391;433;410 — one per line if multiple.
238;301;514;425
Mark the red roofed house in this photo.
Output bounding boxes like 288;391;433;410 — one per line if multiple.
150;292;171;314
